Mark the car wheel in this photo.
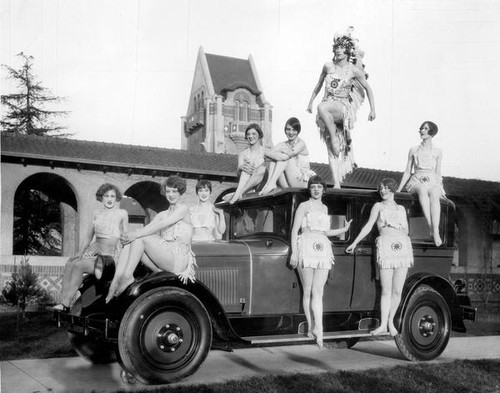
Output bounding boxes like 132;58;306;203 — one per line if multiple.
395;285;451;361
117;287;212;384
68;332;117;364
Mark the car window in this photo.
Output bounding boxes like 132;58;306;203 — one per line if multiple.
231;201;288;238
324;197;350;241
407;203;446;244
359;202;377;243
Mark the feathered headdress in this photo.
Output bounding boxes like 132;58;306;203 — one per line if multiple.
333;26;364;63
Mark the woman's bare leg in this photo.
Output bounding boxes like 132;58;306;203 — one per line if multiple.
388;267;408;336
60;257;95;307
236;166;266;201
429;187;442;246
106;244;130;302
414;186;431;227
318;101;344;188
260;160;288;195
230;172;251;204
310;269;329;348
298;267;315;339
371;268;394;335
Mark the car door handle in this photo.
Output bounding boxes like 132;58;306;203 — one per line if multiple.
356;248;370;255
266;239;273;247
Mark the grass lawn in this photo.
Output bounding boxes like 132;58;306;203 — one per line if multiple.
109;359;500;393
0;311;76;361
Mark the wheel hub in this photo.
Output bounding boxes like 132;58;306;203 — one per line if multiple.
156;323;184;352
418;315;436;337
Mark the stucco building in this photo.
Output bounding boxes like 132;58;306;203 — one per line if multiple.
1;132;500;307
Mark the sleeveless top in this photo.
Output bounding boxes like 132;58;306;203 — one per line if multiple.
160;220;193;244
412;145;439;172
190;207;216;230
376;203;406;231
241;145;265;168
323;65;353;100
301;201;330;232
94;209;121;239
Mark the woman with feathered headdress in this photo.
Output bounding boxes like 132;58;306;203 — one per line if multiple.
306;26;376;188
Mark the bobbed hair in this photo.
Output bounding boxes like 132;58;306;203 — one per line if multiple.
285;117;301;134
245;123;264;140
195;179;212;193
420;121;438;137
379;178;398;194
161;175;187;195
307;175;327;192
96;183;122;202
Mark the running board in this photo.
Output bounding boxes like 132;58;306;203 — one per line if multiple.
243;329;389;344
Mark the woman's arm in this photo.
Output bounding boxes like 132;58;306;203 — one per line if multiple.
353;67;375;120
290;203;306;268
306;64;327;113
213;206;226;238
120;209;129;233
122;205;189;243
399;205;409;235
345;203;380;253
326;219;352;237
397;148;415;192
264;142;290;161
78;211;97;257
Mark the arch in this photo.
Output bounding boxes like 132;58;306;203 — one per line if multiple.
14;173;77;256
125;181;169;226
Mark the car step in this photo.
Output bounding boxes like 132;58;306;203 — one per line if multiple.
243;329;389;344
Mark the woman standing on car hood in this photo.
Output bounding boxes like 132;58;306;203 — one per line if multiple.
290;175;351;348
346;178;414;336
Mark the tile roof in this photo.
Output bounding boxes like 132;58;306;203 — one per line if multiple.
205;53;261;95
2;132;499;197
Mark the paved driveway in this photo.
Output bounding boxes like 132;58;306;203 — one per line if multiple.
1;336;499;393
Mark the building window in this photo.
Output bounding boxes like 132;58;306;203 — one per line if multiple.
240;102;248;122
234;100;240;121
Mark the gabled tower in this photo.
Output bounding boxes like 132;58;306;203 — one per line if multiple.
181;46;273;154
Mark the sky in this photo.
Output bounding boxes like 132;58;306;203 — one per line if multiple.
1;0;500;182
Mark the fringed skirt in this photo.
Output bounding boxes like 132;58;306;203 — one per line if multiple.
316;95;356;181
82;241;122;260
375;235;414;269
159;239;197;284
298;232;334;270
405;171;445;196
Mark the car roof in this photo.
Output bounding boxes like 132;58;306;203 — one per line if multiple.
217;186;451;207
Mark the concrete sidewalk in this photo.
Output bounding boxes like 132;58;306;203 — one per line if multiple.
1;336;500;393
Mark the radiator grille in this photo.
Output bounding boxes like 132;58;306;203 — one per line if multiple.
197;268;239;306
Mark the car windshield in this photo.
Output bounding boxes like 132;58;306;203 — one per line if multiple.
230;200;289;238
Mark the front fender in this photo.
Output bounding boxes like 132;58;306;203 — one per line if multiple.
395;272;466;333
111;272;246;343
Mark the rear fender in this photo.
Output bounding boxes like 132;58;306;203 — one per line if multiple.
395;273;466;333
114;272;246;343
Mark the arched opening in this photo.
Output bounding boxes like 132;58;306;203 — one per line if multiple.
14;173;77;256
124;181;168;227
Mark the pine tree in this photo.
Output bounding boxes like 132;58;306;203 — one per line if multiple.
1;52;70;136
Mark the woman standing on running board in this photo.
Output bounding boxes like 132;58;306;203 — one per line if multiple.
346;178;413;336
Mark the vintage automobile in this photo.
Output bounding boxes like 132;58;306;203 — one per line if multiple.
54;187;476;385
